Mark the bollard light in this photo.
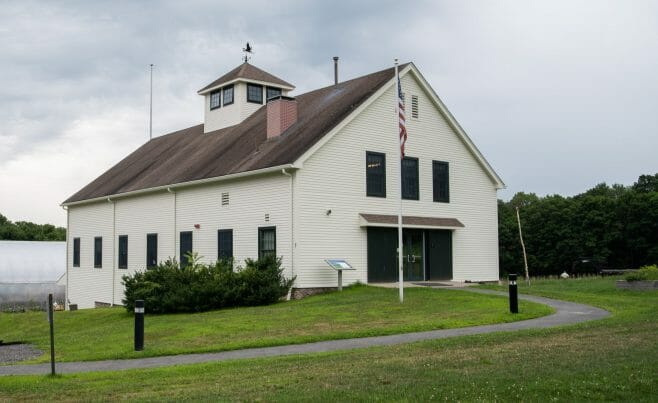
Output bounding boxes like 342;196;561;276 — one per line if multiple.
134;300;144;351
508;274;519;314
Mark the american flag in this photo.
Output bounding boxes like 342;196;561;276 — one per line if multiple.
398;73;408;158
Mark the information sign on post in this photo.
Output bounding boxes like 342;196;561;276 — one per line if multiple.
324;259;355;291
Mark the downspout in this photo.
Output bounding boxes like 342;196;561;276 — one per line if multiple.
281;169;294;300
62;205;69;309
108;198;115;306
168;187;176;262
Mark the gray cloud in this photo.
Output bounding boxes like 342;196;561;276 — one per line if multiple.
0;0;657;225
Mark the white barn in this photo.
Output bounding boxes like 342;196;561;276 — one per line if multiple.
63;61;504;309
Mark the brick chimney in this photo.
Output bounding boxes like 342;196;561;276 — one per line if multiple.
267;96;297;139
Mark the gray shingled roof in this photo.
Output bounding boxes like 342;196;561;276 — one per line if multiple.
64;64;406;204
198;62;294;93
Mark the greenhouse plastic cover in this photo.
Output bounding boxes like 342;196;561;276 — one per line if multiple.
0;241;65;283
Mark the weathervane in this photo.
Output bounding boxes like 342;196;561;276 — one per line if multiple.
242;42;254;62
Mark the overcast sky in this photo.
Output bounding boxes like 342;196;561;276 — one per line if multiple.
1;0;656;227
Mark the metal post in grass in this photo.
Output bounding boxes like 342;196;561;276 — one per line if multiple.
509;274;519;314
47;293;56;375
134;300;145;351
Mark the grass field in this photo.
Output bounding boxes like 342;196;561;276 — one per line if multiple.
0;284;550;363
1;278;656;401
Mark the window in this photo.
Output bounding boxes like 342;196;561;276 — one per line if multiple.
247;83;263;104
217;229;233;261
146;233;158;268
209;90;221;110
266;86;282;100
73;238;80;267
94;237;102;268
366;152;386;197
258;227;276;259
180;231;193;268
118;235;128;269
433;161;450;203
401;157;419;200
223;85;234;106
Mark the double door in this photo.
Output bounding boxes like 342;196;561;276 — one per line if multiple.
367;227;452;282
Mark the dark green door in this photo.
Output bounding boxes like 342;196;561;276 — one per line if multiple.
403;229;424;281
427;230;452;280
367;227;398;282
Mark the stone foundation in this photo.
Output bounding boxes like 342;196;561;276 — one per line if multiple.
291;287;337;300
616;280;658;291
94;301;112;308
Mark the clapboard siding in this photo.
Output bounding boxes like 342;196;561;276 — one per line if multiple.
175;173;292;277
67;201;114;308
293;72;499;286
113;192;175;304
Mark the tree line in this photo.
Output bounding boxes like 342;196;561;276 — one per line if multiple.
498;174;658;276
0;213;66;241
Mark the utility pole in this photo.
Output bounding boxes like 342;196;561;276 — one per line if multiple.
515;206;530;285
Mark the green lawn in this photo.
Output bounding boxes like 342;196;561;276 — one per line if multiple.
0;277;656;401
0;284;550;363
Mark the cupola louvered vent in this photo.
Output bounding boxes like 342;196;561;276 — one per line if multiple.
411;95;419;118
221;192;229;206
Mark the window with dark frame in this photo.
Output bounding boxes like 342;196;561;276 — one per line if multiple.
366;152;386;197
258;227;276;259
209;90;221;110
433;161;450;203
401;157;419;200
118;235;128;269
73;238;80;267
180;231;193;268
266;86;282;100
94;237;102;268
223;85;234;106
247;83;263;104
146;233;158;269
217;229;233;262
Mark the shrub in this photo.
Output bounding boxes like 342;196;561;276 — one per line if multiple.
624;264;658;282
122;255;295;313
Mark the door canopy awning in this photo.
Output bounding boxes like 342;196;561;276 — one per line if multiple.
359;213;464;229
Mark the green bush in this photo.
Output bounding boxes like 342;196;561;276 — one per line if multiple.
624;264;658;282
122;254;295;313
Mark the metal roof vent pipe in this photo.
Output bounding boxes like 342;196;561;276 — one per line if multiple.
267;96;297;139
333;56;339;85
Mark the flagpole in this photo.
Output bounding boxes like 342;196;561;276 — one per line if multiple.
395;59;404;303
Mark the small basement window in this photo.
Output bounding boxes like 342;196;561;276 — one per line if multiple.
247;83;263;104
210;90;221;110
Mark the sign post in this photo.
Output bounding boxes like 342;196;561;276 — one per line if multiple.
324;259;356;291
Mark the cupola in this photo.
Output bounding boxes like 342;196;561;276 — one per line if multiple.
197;62;295;133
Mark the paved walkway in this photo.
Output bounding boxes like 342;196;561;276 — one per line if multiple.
0;289;609;376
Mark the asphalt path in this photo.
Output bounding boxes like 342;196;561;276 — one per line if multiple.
0;289;610;376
